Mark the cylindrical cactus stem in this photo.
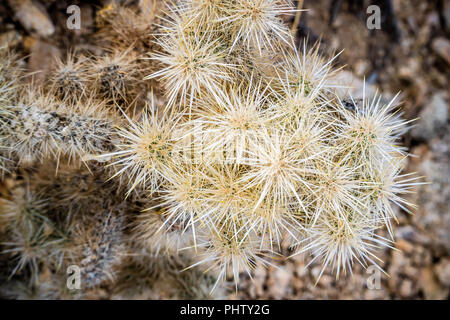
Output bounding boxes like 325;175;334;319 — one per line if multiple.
0;94;119;168
76;208;126;289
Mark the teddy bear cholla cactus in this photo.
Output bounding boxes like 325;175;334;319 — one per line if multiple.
104;0;422;288
0;47;21;174
95;0;159;54
145;0;298;108
0;162;224;299
0;45;127;172
0;92;117;166
0;0;422;296
0;183;69;281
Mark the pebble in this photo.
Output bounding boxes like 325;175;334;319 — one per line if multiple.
434;259;450;287
364;288;388;300
9;0;55;38
432;37;450;65
396;239;414;254
420;266;449;299
329;70;377;100
0;30;22;48
390;250;408;269
398;58;420;80
411;92;448;140
395;226;430;245
267;266;292;299
399;279;414;298
252;264;267;298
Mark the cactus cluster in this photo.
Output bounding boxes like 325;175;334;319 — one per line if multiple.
0;0;422;299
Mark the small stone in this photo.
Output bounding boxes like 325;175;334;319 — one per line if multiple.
398;58;420;80
329;70;376;100
317;274;333;287
411;92;448;140
354;59;369;77
420;266;449;300
311;266;321;279
295;263;309;277
23;36;37;52
395;239;414;254
399;279;414;298
426;12;440;29
434;259;450;287
27;40;61;84
252;264;267;297
364;288;388;300
390;250;407;271
267;266;291;299
404;265;420;279
0;30;22;48
395;226;430;245
292;277;304;290
432;37;450;65
9;0;55;38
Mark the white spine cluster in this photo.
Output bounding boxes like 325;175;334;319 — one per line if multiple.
104;0;422;288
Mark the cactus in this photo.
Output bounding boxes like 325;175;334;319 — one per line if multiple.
0;47;21;175
0;92;118;166
46;53;87;104
0;185;68;281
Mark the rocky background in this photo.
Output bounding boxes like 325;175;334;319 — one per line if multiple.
0;0;448;299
